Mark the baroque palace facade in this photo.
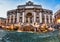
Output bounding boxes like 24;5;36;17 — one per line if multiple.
6;1;53;25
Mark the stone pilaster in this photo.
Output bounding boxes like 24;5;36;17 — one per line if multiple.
33;12;36;23
17;13;20;23
32;17;33;23
52;16;53;23
44;14;47;23
48;15;50;23
6;19;8;25
13;14;15;23
9;15;11;23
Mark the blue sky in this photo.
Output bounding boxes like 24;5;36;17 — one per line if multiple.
0;0;60;18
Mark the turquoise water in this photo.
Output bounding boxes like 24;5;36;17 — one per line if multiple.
0;30;60;42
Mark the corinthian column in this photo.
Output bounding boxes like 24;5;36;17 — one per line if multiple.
6;18;8;25
39;12;42;23
13;14;15;23
44;14;47;23
17;13;20;23
33;12;36;23
52;16;53;23
9;15;11;23
22;12;24;23
48;15;50;23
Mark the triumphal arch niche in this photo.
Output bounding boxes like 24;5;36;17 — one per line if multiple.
7;1;53;25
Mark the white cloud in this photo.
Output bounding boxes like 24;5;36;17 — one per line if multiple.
27;0;33;1
55;4;60;10
0;0;34;18
0;0;17;18
0;0;60;18
53;4;60;14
